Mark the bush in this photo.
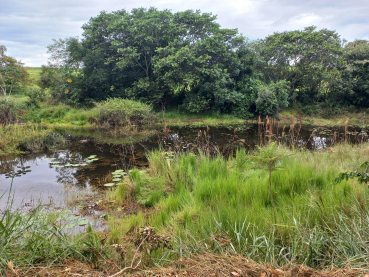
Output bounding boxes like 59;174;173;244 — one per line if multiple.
255;80;289;117
0;98;23;124
24;86;46;109
92;98;155;126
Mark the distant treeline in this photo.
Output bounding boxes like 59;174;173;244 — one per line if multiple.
38;7;369;117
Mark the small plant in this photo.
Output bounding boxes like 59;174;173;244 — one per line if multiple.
332;161;369;185
247;142;291;222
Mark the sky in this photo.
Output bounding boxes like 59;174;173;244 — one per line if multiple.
1;0;368;67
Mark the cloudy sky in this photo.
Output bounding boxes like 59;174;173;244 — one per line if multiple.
1;0;368;67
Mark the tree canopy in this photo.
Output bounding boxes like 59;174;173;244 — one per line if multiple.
0;45;28;101
41;7;369;117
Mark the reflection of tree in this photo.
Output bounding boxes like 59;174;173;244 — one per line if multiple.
0;154;39;178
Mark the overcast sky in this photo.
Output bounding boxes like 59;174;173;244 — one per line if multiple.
1;0;368;67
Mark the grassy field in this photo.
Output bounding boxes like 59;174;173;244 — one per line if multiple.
24;67;42;82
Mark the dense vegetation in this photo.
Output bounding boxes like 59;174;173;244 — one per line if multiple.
30;7;368;118
2;8;369;119
101;143;369;270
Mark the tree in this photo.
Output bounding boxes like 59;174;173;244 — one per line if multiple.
0;45;28;102
247;142;290;222
257;26;343;104
47;37;83;70
67;7;247;110
255;80;289;117
344;40;369;107
153;11;243;112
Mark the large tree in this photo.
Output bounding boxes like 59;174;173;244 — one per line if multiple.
257;26;343;104
74;7;245;111
344;40;369;107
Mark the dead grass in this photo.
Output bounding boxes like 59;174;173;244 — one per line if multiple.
8;252;368;277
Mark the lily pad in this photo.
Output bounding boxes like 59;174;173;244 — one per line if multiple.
72;164;80;167
104;183;115;187
64;222;77;229
49;161;60;164
64;164;72;167
88;155;97;158
80;163;88;166
77;218;89;226
112;178;122;182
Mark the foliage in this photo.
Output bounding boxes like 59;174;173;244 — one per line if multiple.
0;45;29;102
38;64;82;105
92;98;155;126
246;142;290;221
44;8;369;117
0;98;23;124
332;161;369;185
255;80;289;116
256;26;343;104
343;40;369;107
0;123;65;155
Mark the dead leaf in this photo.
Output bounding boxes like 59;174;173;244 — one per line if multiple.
260;273;266;277
231;272;239;276
8;261;14;271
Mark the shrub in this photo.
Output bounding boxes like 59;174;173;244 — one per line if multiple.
0;98;23;124
92;98;155;126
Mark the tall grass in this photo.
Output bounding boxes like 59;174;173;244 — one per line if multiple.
109;143;369;269
0;184;108;274
24;98;156;127
0;123;65;155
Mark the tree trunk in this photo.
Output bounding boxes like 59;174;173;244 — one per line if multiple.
269;169;276;222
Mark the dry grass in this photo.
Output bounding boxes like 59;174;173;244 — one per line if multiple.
8;253;367;277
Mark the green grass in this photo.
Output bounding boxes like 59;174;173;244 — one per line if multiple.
160;109;245;127
108;143;369;269
24;67;42;82
0;123;66;155
0;187;111;274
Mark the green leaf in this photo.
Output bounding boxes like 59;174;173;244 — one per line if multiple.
104;183;115;187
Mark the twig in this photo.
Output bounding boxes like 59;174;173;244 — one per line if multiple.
107;234;150;277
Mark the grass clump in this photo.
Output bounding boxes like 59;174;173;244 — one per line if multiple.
0;123;66;155
92;98;155;127
108;143;369;269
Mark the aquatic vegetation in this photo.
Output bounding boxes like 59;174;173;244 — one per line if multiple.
91;98;156;127
0;123;66;155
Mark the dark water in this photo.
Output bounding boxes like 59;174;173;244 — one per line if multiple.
1;123;368;210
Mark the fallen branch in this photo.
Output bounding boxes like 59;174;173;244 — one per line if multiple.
107;234;150;277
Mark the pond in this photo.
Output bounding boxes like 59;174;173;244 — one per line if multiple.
1;123;367;211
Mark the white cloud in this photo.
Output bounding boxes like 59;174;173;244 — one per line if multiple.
1;0;368;66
